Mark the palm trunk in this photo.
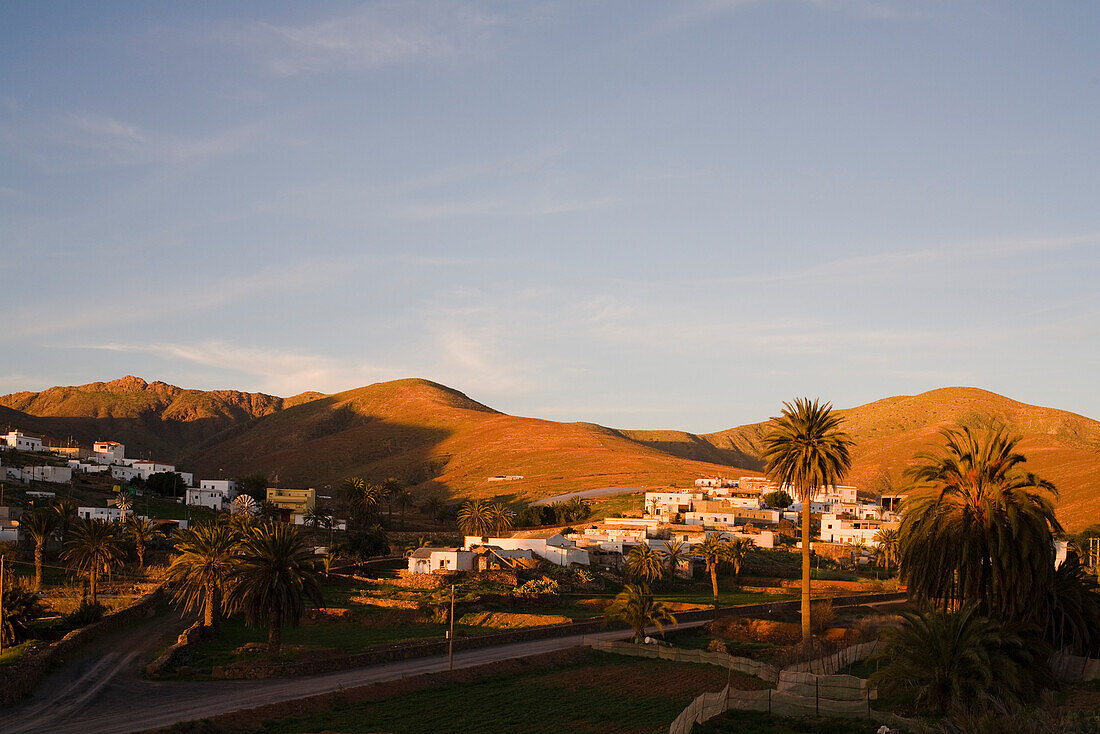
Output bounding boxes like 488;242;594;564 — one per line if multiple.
204;582;216;627
35;542;44;592
137;542;145;569
801;500;811;641
90;566;99;604
709;561;719;608
268;610;282;656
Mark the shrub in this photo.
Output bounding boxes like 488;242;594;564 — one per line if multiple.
809;599;836;633
64;600;108;627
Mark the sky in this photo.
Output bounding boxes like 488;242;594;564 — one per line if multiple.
2;1;1099;432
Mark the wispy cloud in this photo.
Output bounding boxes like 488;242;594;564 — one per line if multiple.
59;112;265;164
212;1;505;76
645;0;922;37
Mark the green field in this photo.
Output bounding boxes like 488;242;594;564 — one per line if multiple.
255;648;764;734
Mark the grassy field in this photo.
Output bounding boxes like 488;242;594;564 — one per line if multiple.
255;648;766;734
693;710;877;734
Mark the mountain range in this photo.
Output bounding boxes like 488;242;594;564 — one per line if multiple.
1;377;1096;530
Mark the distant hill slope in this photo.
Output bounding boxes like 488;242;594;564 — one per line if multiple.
630;387;1100;531
0;376;323;460
181;378;750;502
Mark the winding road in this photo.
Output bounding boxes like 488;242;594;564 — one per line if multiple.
4;611;703;734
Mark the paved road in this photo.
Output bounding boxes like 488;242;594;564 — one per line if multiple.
5;612;705;734
530;486;644;506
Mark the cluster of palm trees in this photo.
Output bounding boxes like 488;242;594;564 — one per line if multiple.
623;536;753;606
456;499;514;536
164;518;322;655
21;500;164;602
341;476;414;527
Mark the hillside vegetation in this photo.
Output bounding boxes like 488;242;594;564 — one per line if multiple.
3;377;1097;530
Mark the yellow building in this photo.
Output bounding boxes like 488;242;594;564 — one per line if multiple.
266;487;316;521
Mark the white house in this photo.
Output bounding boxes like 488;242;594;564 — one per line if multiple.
68;460;109;474
407;547;474;574
464;534;590;566
3;431;44;452
111;465;143;482
93;441;126;464
0;506;22;541
21;465;72;484
199;479;237;494
26;490;56;500
77;506;123;522
820;513;898;546
186;487;230;511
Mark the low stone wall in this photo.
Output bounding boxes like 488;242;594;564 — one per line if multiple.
145;619;208;678
1;587;164;708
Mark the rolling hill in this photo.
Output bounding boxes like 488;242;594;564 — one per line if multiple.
3;377;1097;530
0;376;323;459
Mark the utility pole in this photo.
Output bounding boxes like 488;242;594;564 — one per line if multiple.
0;554;6;655
446;585;455;673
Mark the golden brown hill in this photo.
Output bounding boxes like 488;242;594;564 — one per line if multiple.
0;376;323;460
182;378;751;501
629;387;1100;532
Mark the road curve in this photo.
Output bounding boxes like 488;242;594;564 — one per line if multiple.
5;614;705;734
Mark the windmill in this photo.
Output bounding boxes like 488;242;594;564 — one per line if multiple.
231;493;259;516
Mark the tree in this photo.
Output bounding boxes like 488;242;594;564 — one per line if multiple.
22;510;57;591
381;477;402;521
871;606;1045;716
238;474;269;504
1;587;45;646
693;536;730;607
225;523;323;656
1041;549;1100;656
726;537;754;580
625;543;665;584
899;424;1061;624
604;584;677;643
145;471;187;498
457;499;494;537
404;536;433;557
762;490;793;509
873;527;900;572
164;523;238;627
489;502;514;535
762;398;853;641
421;493;445;526
304;505;332;531
662;540;687;578
395;489;414;530
62;519;125;604
52;499;78;546
343;477;382;526
125;516;163;569
565;496;591;522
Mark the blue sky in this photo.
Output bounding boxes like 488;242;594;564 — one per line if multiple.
2;1;1099;431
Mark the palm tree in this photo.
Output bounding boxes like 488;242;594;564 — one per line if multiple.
421;493;445;526
762;397;854;640
873;527;900;572
22;510;57;591
625;543;665;584
125;516;163;569
726;537;754;580
565;496;590;522
395;489;414;530
457;499;494;537
899;424;1061;623
871;606;1044;715
321;543;345;578
662;540;687;578
489;502;514;535
164;523;238;627
343;477;382;526
604;584;677;643
53;499;78;546
304;505;332;531
381;477;403;521
62;519;125;604
225;523;323;656
693;536;730;608
1041;549;1100;655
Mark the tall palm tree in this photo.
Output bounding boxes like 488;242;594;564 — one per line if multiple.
604;584;677;643
421;493;445;526
404;536;434;556
762;398;854;640
395;489;414;530
871;606;1044;715
164;523;238;627
899;424;1061;623
873;527;900;572
1042;550;1100;655
381;477;403;521
343;477;382;526
457;499;494;537
489;502;514;535
22;510;58;591
62;519;125;604
225;523;323;656
662;540;687;578
125;516;164;569
693;535;730;608
565;496;590;522
625;543;665;584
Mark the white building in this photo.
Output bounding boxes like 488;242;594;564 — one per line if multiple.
21;465;72;484
464;534;590;566
198;479;237;494
3;431;45;452
0;506;22;541
111;464;143;482
186;487;230;511
407;547;474;574
93;441;126;464
820;513;899;546
132;460;174;476
68;459;110;474
77;506;123;522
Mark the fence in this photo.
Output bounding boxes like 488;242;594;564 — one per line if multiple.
592;640;780;684
783;640;880;675
1051;651;1100;682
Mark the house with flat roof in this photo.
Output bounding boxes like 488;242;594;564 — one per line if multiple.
3;431;44;452
267;487;316;522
